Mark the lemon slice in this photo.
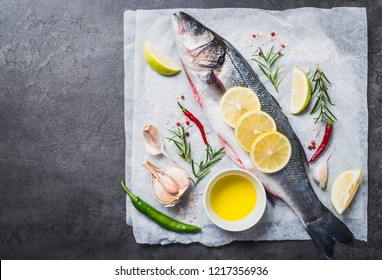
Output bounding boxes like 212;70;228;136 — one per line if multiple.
331;169;362;214
250;131;292;173
219;87;261;128
290;67;311;114
234;111;277;152
143;41;182;76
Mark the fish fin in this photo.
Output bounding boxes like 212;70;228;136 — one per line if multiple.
205;71;217;84
205;71;226;93
266;192;277;207
305;211;355;259
218;137;245;168
181;61;203;107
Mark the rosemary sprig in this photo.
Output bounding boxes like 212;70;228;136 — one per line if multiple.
252;46;286;92
310;67;337;123
190;144;225;186
167;125;191;162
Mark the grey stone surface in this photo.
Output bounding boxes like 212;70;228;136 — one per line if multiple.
0;0;381;259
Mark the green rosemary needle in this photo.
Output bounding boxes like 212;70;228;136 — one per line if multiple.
310;67;337;123
190;144;225;186
167;125;192;162
252;46;286;92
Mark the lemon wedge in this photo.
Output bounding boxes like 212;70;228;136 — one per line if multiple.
250;131;291;173
143;41;182;76
331;169;362;214
290;67;311;114
234;111;277;152
219;87;261;128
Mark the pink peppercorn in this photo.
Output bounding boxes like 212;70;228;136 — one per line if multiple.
271;32;275;36
185;120;190;125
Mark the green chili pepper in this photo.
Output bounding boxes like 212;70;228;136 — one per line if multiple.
120;180;201;233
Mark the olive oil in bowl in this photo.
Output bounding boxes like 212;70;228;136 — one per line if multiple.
204;169;266;231
210;175;257;221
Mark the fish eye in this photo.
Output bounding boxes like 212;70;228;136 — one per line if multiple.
217;55;225;65
191;22;202;33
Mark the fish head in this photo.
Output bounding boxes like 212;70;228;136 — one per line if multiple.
172;12;226;71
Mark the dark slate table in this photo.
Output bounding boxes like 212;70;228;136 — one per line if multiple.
1;0;381;259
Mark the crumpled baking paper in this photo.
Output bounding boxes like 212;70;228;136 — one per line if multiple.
124;7;368;245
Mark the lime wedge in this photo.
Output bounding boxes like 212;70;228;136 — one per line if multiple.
143;41;182;76
290;67;311;114
331;169;362;214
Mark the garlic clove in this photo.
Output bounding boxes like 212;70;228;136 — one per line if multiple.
312;145;335;189
145;141;162;155
152;178;179;206
313;160;328;189
162;166;189;188
143;160;160;178
143;160;190;207
157;173;179;195
143;125;164;155
143;124;176;163
319;163;328;188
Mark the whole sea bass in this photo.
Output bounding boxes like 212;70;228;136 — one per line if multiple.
172;12;354;259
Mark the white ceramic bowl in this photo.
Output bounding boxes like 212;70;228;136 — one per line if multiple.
203;168;266;232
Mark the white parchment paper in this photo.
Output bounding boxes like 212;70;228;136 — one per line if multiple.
124;7;368;245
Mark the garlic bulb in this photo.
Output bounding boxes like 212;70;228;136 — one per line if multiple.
143;160;189;207
312;146;335;189
143;125;175;163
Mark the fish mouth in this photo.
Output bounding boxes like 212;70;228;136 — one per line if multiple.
172;12;183;35
172;12;194;35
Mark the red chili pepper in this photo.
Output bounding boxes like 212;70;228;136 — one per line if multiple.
309;120;333;163
178;102;208;145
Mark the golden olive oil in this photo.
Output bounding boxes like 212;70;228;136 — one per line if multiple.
210;174;257;221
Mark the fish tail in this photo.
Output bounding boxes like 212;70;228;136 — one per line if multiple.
305;211;355;259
